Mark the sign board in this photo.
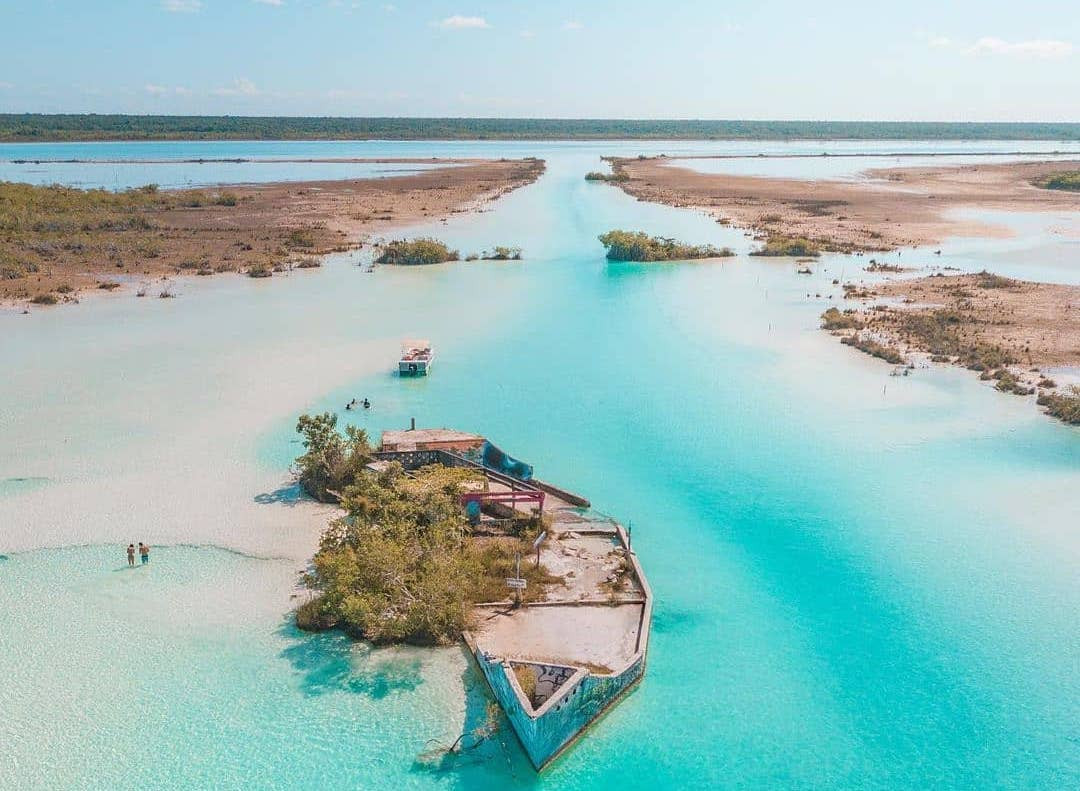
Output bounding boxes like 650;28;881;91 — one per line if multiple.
505;578;528;590
531;531;547;550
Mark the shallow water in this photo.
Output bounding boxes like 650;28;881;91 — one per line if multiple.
1;142;1078;789
5;137;1079;189
678;150;1080;181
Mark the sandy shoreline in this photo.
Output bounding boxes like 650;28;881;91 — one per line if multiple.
600;154;1080;422
2;157;544;304
823;272;1080;420
608;156;1080;252
6;156;489;164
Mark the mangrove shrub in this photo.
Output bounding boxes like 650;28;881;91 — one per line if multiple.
375;238;459;266
597;229;733;261
294;412;373;502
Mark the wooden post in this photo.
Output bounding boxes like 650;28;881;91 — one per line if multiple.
514;554;522;608
532;531;547;568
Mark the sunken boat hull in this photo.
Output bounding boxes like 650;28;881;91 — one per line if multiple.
465;523;652;771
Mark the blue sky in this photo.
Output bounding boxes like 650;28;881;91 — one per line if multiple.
1;0;1078;120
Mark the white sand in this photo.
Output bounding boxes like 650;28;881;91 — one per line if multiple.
0;269;395;560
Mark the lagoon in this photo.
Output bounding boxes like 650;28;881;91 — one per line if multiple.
1;141;1077;789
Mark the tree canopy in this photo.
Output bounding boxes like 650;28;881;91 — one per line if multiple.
3;115;1080;142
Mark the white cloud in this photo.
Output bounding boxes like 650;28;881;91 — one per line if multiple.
254;0;284;5
144;84;168;95
437;15;490;29
964;37;1072;59
0;81;13;90
922;31;1072;59
213;78;261;96
562;20;583;31
383;4;397;11
174;86;193;96
161;0;202;12
519;30;535;39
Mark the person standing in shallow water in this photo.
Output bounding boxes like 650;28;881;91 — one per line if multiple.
139;543;149;565
126;544;135;567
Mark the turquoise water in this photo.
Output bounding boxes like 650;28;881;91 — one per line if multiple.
1;143;1078;789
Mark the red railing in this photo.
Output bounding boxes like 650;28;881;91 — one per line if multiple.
461;490;545;511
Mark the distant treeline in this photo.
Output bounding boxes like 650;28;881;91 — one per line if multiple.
3;115;1080;142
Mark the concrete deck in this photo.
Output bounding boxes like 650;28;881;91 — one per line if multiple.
470;603;643;673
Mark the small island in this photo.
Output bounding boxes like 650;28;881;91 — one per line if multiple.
597;229;733;261
377;239;525;265
584;171;629;183
293;416;652;770
374;238;460;266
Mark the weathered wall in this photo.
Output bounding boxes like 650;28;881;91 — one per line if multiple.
469;646;646;770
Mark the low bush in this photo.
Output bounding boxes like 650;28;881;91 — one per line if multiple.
891;309;1014;371
821;307;863;330
598;229;733;261
584;171;629;183
480;246;522;261
375;238;459;266
750;235;821;257
1035;171;1080;192
840;333;905;364
1037;386;1080;424
994;370;1033;395
975;270;1014;289
286;228;316;249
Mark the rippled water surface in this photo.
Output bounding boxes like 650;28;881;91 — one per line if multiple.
1;141;1077;789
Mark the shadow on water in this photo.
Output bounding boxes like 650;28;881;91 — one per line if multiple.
277;621;424;699
410;648;537;790
253;482;305;506
650;602;708;637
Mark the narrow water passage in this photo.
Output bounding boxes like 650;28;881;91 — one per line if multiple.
1;142;1077;789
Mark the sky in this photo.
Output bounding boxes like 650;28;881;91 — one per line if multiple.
1;0;1079;120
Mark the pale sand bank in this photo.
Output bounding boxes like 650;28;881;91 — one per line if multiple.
608;156;1080;252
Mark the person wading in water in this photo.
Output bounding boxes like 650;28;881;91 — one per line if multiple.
126;544;136;567
139;543;150;565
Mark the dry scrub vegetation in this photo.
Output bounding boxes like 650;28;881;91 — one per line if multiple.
1;158;545;304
